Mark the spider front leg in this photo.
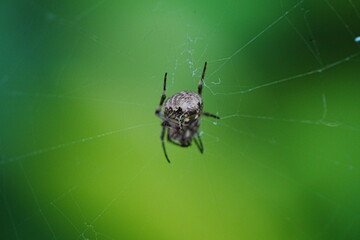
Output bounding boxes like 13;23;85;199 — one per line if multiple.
155;72;167;120
198;62;207;96
161;125;170;163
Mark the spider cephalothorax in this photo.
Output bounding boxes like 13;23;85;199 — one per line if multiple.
155;62;220;163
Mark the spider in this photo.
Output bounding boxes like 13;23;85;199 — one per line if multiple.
155;62;220;163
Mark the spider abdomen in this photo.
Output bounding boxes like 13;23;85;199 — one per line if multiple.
164;91;203;120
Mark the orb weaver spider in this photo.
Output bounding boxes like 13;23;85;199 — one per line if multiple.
155;62;220;163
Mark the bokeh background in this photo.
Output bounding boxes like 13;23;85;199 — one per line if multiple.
1;0;360;239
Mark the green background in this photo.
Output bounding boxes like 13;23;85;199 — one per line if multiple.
1;0;360;239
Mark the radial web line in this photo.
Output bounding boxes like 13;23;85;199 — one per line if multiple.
207;51;360;95
19;162;58;239
1;123;156;165
323;0;357;38
77;159;153;238
208;0;305;78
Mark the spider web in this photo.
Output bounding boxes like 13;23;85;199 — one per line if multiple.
1;0;360;239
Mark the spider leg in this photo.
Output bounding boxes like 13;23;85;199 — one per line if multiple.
202;112;220;119
155;72;167;121
193;133;204;153
161;126;170;163
198;62;207;96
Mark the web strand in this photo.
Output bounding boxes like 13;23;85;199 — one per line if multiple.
1;123;156;165
205;51;360;95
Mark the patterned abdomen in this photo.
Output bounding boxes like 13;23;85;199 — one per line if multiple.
164;91;203;119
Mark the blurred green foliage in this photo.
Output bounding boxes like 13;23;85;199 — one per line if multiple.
1;0;360;239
